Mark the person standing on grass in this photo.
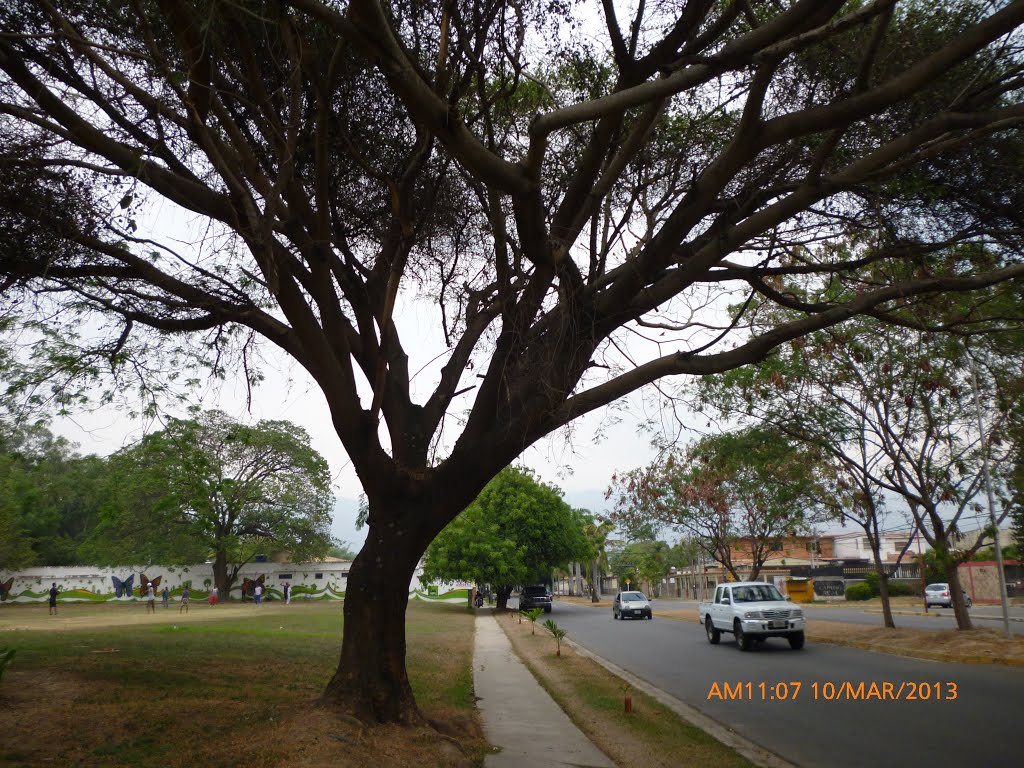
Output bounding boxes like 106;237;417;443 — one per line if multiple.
179;586;190;614
208;585;218;606
284;582;291;605
161;585;169;609
254;583;263;606
48;582;59;615
146;582;156;614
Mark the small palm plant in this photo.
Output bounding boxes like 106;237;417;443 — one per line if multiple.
542;619;567;656
521;607;545;634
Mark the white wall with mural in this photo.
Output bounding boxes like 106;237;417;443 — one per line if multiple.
0;562;474;605
0;561;351;603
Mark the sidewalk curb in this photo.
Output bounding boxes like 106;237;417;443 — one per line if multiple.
564;637;798;768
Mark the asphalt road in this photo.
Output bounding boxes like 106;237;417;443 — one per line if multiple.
521;598;1023;768
654;598;1023;633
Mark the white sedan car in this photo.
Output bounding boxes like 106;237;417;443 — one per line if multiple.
924;583;972;609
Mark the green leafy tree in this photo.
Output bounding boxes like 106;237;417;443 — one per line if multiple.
85;411;333;597
3;1;1024;722
421;467;590;610
582;513;616;602
609;540;676;595
327;542;358;560
609;428;828;582
0;419;107;566
696;307;1022;629
0;464;34;570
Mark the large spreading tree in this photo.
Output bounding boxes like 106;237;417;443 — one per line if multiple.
85;410;334;596
2;1;1024;722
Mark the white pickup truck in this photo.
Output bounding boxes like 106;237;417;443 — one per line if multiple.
698;581;806;651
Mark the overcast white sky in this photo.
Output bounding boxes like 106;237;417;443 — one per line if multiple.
48;335;680;548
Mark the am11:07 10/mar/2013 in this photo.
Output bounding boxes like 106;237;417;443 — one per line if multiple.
706;680;958;701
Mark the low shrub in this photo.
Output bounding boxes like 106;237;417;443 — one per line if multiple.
886;580;917;597
845;583;873;601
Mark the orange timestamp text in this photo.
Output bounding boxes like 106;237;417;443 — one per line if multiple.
707;681;958;701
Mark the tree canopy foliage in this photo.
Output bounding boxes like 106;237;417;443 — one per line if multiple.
0;418;107;568
608;426;828;581
694;296;1023;627
420;466;589;609
3;0;1024;721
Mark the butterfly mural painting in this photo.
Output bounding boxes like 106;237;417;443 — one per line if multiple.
0;577;13;601
111;574;135;598
138;574;162;596
240;574;265;597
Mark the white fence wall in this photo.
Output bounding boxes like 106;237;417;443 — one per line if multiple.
0;561;353;603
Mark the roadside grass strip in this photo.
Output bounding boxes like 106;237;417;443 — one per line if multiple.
498;610;758;768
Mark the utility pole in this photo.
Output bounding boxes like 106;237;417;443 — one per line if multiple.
966;351;1012;639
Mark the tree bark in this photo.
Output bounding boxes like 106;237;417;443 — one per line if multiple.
944;562;974;631
321;526;425;724
875;565;896;630
869;544;896;629
496;584;512;610
212;550;231;600
591;560;601;602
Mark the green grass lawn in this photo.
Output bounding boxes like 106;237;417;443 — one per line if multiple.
0;600;481;768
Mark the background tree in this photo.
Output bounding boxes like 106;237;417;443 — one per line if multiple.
85;411;333;597
697;317;924;628
420;466;589;610
2;1;1024;721
581;513;615;602
327;541;359;560
0;460;35;570
697;304;1022;628
608;539;678;596
609;427;827;582
0;419;107;566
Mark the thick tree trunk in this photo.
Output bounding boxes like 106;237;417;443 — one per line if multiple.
944;563;973;631
212;551;231;600
496;584;512;610
321;529;424;724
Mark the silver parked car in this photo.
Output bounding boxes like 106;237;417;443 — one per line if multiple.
612;591;652;620
924;583;972;609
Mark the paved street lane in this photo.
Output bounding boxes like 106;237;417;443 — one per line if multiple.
651;598;1022;632
529;599;1022;768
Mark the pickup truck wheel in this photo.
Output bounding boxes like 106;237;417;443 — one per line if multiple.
705;617;720;644
788;631;805;650
734;620;753;651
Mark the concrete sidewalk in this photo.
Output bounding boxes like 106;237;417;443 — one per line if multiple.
473;613;614;768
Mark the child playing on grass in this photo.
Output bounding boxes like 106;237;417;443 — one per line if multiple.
179;586;190;614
